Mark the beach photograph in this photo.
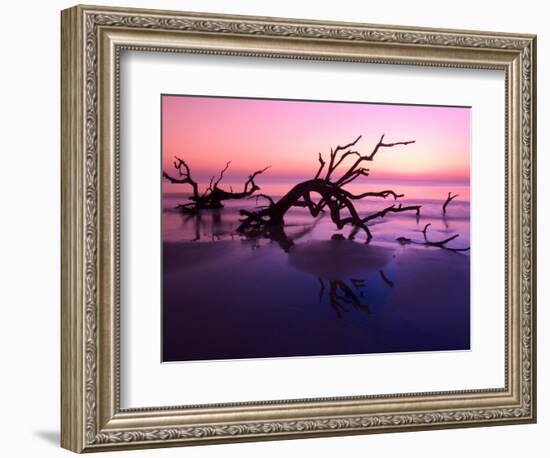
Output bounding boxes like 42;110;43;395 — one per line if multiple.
161;94;471;362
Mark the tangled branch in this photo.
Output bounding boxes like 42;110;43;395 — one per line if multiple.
237;134;419;242
443;192;459;214
163;156;269;212
396;223;470;253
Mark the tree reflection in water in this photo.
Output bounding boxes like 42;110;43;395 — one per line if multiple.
179;208;234;242
318;278;370;318
172;210;398;318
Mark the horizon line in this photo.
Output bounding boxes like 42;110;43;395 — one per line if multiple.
163;176;470;190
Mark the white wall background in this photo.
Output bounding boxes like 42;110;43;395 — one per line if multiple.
0;1;545;456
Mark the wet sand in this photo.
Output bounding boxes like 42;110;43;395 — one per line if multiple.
162;233;470;362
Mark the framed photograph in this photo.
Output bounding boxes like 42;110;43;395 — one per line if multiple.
61;4;537;453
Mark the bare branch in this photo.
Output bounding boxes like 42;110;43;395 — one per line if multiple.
330;150;360;175
343;189;404;200
362;204;421;223
314;152;326;179
214;161;231;188
443;192;459;214
250;193;275;207
421;223;460;245
399;223;470;252
325;135;362;180
365;134;416;161
243;166;271;194
335;134;414;186
421;222;431;242
203;175;216;197
338;167;370;187
162;156;200;200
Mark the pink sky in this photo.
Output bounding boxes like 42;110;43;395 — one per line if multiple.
162;95;470;191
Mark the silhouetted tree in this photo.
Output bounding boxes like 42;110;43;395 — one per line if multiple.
237;135;421;242
163;156;269;213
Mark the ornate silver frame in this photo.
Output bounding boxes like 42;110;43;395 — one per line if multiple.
61;4;536;453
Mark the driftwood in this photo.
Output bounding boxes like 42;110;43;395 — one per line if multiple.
163;156;269;212
237;134;421;242
443;191;459;214
396;223;470;253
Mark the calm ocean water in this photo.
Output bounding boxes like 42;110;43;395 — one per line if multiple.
163;180;470;244
161;180;471;362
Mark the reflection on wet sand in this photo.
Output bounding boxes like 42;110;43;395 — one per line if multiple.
162;193;470;362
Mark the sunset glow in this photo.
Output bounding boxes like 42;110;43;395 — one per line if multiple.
162;95;470;191
162;94;472;362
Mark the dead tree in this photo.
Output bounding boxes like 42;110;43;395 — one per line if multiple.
443;192;459;214
163;156;269;212
237;135;421;242
396;223;470;253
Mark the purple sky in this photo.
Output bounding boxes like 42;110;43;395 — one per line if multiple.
162;95;470;190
